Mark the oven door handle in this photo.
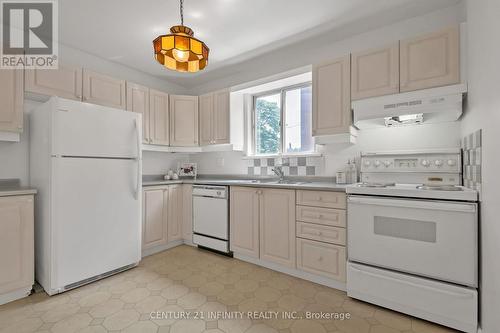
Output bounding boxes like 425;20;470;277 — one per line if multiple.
348;196;476;213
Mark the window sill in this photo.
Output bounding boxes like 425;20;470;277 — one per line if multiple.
242;152;323;160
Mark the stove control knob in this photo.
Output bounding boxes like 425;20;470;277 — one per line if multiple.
384;161;391;167
364;160;371;167
447;159;457;166
421;159;430;167
435;160;443;167
374;160;381;167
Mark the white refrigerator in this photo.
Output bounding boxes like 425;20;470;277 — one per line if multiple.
30;97;142;295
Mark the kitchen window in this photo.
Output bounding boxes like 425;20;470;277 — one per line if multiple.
253;83;313;155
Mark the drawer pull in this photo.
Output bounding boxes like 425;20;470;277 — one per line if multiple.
318;214;324;219
318;196;323;201
318;256;323;261
317;231;323;236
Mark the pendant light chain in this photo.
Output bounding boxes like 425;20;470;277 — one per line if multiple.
180;0;184;26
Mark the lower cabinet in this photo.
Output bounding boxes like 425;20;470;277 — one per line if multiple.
142;185;184;254
182;184;193;242
259;188;296;268
0;195;34;304
230;187;296;267
296;238;346;281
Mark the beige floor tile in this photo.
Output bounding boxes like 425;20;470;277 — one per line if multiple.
277;294;306;311
40;302;80;323
341;298;376;318
102;309;140;330
169;319;205;333
254;286;281;303
78;291;111;307
238;298;267;313
370;324;401;333
374;309;412;331
51;313;92;333
151;304;185;326
162;284;190;300
218;318;252;333
199;282;225;296
135;295;167;313
290;320;327;333
333;314;370;333
216;289;245;306
122;320;160;333
88;299;124;318
178;292;207;309
121;287;151;303
314;290;345;308
78;325;108;333
411;318;458;333
235;279;259;293
246;323;279;333
109;280;137;294
147;277;174;291
0;317;43;333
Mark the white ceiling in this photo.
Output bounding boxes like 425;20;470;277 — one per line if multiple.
59;0;461;88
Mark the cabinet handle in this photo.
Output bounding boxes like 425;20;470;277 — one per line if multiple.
318;214;323;219
317;231;323;236
318;196;323;201
318;256;323;262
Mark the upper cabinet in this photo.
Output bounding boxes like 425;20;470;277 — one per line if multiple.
149;89;170;146
351;44;399;100
199;89;230;146
126;82;150;143
83;69;126;109
400;26;460;92
0;69;23;133
169;95;199;147
25;65;82;101
312;55;351;136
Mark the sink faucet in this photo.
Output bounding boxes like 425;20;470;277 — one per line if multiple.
272;165;285;182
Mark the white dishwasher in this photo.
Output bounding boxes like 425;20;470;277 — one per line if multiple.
192;185;230;254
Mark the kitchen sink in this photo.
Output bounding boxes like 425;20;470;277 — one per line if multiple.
260;180;311;185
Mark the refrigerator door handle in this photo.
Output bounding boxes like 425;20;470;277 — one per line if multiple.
134;118;141;200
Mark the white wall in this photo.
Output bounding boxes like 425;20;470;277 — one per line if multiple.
191;122;461;176
142;152;189;175
461;1;500;332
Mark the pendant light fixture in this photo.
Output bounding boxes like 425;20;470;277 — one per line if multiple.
153;0;209;73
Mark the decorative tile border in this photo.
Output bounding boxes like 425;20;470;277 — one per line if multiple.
247;156;324;176
462;129;482;196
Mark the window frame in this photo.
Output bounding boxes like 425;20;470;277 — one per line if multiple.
251;82;313;156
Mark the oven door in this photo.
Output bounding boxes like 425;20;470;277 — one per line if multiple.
347;195;478;287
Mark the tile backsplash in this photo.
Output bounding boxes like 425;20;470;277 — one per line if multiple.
462;129;482;196
247;156;324;176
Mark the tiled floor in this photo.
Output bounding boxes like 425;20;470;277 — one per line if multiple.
0;245;457;333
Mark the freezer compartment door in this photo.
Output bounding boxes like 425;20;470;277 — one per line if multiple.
347;262;477;333
51;157;141;290
52;98;141;158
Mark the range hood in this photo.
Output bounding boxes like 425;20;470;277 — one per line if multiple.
352;83;467;129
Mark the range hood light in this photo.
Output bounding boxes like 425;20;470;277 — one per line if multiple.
384;113;424;127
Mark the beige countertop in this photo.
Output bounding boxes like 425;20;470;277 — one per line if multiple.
143;176;347;192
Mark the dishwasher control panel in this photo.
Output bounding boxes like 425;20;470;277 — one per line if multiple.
192;185;227;199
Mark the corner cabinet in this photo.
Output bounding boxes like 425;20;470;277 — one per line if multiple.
230;187;260;258
199;89;230;146
83;69;127;109
0;69;23;133
169;95;199;147
0;195;34;304
126;82;150;143
351;44;399;100
400;26;460;92
25;64;83;100
312;55;351;136
230;187;296;268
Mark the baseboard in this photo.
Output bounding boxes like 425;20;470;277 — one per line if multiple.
142;240;184;257
0;286;32;305
234;253;346;292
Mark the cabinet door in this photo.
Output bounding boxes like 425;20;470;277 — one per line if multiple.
149;89;169;146
25;65;82;100
230;186;260;258
167;185;183;243
351;44;399;100
260;188;296;268
182;184;193;242
82;69;126;109
312;55;351;136
142;189;168;250
213;89;230;144
0;195;34;294
400;26;459;92
296;238;346;282
199;93;213;145
126;83;150;144
0;69;23;133
169;95;199;146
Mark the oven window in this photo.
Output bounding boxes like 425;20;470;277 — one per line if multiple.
374;216;436;243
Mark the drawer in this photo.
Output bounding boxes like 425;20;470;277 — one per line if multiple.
297;190;346;209
296;238;346;282
296;205;346;227
296;222;346;246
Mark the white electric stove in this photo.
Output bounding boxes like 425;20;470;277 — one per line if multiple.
346;149;479;333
